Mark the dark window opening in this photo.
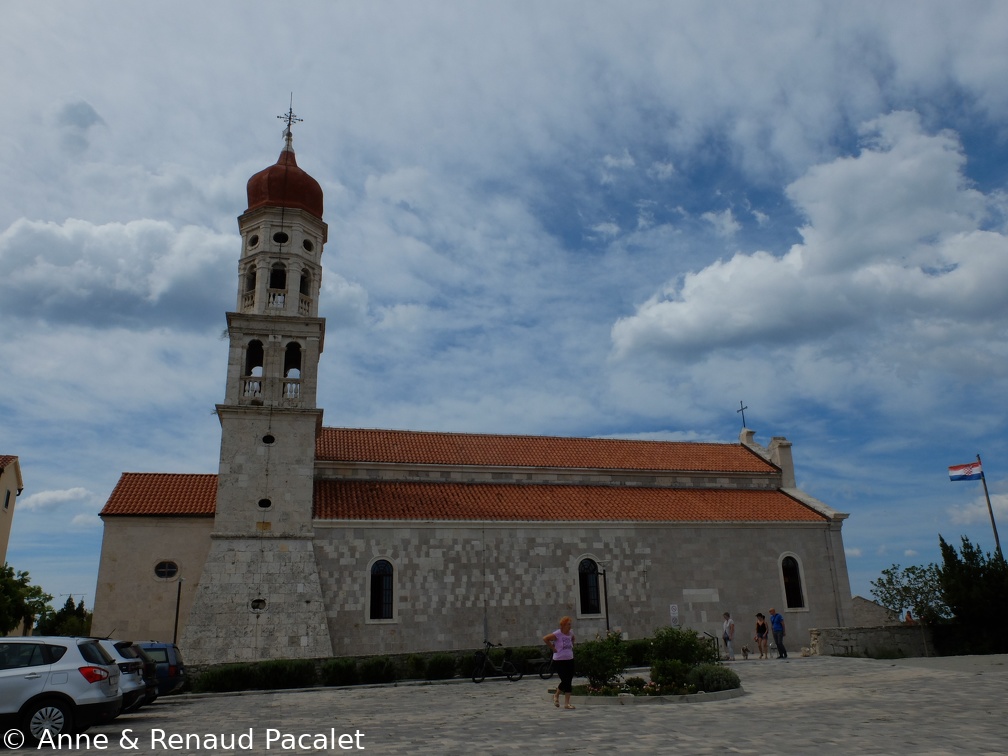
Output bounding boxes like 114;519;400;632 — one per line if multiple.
154;561;178;579
244;340;264;376
782;556;805;609
578;558;601;615
283;342;302;377
272;231;289;245
370;560;394;620
244;265;256;293
300;271;311;296
269;264;287;290
257;498;272;509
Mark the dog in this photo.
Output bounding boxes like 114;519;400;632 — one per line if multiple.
741;645;751;660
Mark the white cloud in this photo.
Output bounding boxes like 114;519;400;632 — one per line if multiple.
18;488;92;512
700;209;741;238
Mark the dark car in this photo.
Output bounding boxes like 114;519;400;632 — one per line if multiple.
136;642;186;695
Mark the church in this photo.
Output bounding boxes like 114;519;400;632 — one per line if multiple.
91;122;854;665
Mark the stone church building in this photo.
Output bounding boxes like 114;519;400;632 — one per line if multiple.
91;127;854;665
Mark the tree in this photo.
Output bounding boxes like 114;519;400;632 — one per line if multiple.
35;595;92;636
870;562;949;624
0;564;53;635
938;535;1008;652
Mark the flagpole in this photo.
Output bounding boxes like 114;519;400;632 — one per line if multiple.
977;453;1003;561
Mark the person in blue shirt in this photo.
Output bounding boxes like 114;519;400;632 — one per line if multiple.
768;608;787;658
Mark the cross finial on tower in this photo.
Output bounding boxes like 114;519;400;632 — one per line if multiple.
737;400;749;428
277;95;303;150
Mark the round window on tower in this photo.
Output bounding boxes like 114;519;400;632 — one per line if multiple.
273;231;289;244
262;434;275;445
302;239;314;252
247;234;259;248
154;560;179;580
258;498;272;509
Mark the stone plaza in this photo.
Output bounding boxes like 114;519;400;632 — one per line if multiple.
22;654;1007;755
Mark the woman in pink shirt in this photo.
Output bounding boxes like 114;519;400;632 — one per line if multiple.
543;616;576;709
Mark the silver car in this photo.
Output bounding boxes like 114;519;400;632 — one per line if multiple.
97;640;147;713
0;637;121;744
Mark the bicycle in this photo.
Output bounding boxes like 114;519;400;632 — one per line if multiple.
471;640;524;683
529;645;555;679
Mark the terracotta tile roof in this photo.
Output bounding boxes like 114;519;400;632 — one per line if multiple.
100;473;217;516
313;480;824;522
316;427;776;474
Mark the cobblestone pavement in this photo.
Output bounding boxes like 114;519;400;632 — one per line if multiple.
12;655;1007;755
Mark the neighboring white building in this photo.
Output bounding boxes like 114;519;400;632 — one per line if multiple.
91;128;854;664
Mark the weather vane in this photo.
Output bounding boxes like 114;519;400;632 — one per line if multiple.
277;95;302;145
737;400;748;428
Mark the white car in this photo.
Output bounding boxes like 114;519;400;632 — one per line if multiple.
0;637;121;744
97;640;147;713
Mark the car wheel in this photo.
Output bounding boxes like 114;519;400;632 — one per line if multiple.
23;699;74;743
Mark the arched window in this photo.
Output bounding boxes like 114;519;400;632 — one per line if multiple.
781;555;806;609
244;265;256;294
268;263;287;308
370;560;394;620
243;340;264;397
283;342;302;399
299;271;312;296
245;340;264;374
578;558;601;615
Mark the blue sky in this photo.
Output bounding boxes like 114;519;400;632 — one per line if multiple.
2;1;1008;613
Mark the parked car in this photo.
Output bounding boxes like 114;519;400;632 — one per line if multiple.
0;636;121;744
96;640;149;713
136;642;186;695
130;644;160;707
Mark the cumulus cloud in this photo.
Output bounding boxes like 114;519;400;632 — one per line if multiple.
19;487;92;511
611;112;1008;367
0;218;233;329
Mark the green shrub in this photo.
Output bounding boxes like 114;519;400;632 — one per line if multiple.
650;626;718;666
623;676;647;691
193;658;316;693
650;658;690;689
321;657;359;686
624;638;651;666
686;663;741;692
358;655;397;684
425;653;457;680
575;632;628;689
405;654;427;680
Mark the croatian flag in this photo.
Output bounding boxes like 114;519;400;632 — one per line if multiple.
948;462;983;481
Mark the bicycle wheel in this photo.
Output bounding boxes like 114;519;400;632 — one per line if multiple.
504;660;523;682
538;660;554;680
472;657;487;683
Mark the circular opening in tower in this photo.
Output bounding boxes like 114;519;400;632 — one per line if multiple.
154;560;178;580
250;598;268;613
262;434;275;445
302;239;314;252
272;231;289;244
248;234;259;248
257;498;272;509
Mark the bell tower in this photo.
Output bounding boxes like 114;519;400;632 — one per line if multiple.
183;110;333;663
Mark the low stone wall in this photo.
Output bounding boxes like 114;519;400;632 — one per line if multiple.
810;625;934;658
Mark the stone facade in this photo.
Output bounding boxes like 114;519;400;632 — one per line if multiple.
810;625;933;658
315;520;851;656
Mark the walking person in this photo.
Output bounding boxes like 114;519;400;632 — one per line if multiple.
769;607;787;658
754;612;769;659
722;612;736;660
544;616;576;710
